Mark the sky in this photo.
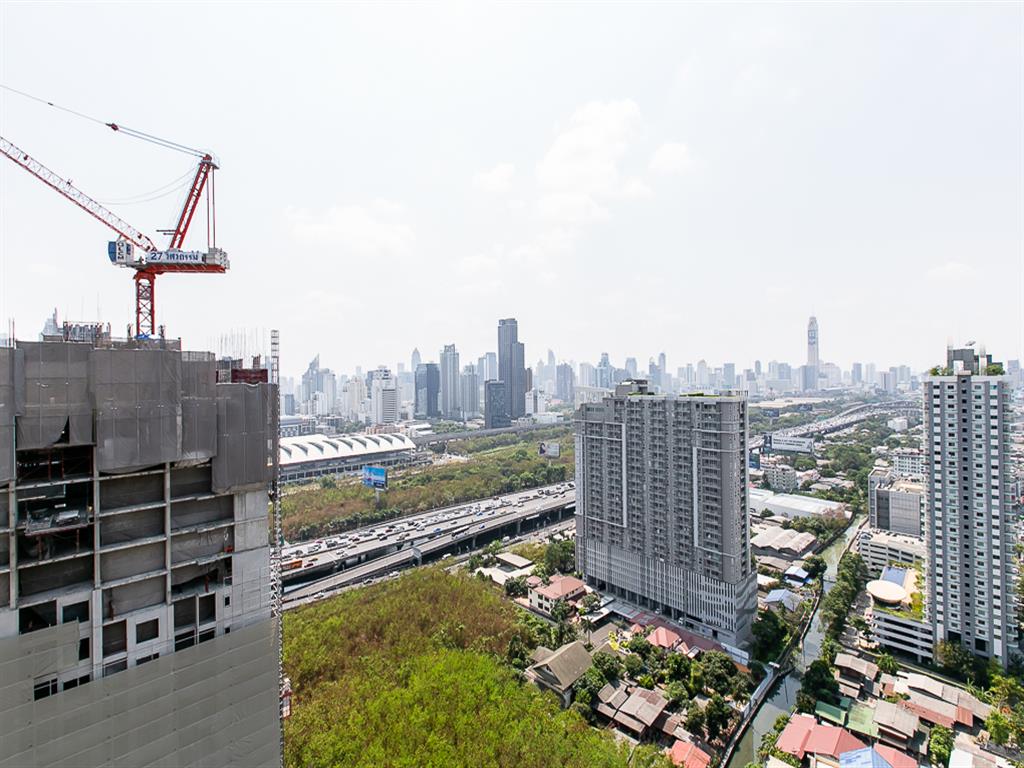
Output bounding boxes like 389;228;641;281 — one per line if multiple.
1;2;1021;380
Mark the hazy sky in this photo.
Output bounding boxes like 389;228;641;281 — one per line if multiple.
1;3;1021;379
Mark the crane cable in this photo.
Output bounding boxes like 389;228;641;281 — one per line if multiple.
0;83;208;158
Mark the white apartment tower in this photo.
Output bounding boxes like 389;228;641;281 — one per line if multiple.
370;367;399;425
574;380;756;651
439;344;461;420
926;345;1018;666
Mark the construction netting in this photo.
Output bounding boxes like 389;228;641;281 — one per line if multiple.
0;348;14;483
181;352;217;461
92;348;182;472
16;342;92;450
212;384;271;493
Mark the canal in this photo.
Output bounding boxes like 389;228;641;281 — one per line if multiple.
726;516;865;768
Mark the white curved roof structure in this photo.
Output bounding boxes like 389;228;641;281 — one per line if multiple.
867;579;907;605
278;432;415;467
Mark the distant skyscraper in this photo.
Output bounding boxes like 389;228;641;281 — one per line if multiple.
596;353;613;389
460;365;479;419
658;351;667;389
497;319;526;419
696;359;709;388
804;316;820;391
851;362;863;385
484;380;510;428
575;380;756;649
625;357;638;378
556;363;575;403
370;366;399;424
754;360;762;377
439;344;461;419
723;362;736;390
411;347;421;372
414;363;440;419
579;362;596;388
926;345;1018;666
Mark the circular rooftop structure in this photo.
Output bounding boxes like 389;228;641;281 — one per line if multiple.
867;579;907;605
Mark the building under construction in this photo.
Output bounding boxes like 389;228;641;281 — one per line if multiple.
0;333;281;766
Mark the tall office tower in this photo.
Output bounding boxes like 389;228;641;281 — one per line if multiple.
460;365;479;419
574;380;756;650
723;362;736;390
579;362;596;388
851;362;863;385
754;360;762;377
696;359;709;388
483;381;510;429
439;344;461;419
556;363;575;403
596;353;614;390
342;376;367;421
805;316;820;391
926;345;1018;666
497;319;526;419
414;363;440;419
370;366;399;425
0;337;280;765
864;363;876;386
625;357;638;378
658;352;667;389
411;348;421;372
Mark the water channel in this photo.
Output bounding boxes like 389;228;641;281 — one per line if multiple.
726;517;866;768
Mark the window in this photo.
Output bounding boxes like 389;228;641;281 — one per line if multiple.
102;621;127;657
19;602;57;635
33;677;58;700
135;619;159;644
136;653;159;666
78;637;90;661
62;601;89;624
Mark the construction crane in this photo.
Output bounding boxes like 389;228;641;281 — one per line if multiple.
0;124;228;337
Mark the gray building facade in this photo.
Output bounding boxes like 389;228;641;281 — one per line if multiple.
484;380;510;429
868;468;924;537
439;344;461;420
0;338;280;767
574;380;756;651
497;319;526;420
414;363;440;420
926;346;1018;666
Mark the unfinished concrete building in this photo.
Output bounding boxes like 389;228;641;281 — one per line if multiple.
0;337;281;767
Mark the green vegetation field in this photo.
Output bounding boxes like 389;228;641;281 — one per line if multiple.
283;568;658;768
281;427;573;541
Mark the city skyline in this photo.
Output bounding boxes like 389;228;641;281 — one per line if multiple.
2;4;1021;376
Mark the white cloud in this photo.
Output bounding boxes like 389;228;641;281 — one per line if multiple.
536;100;644;223
473;162;516;193
284;200;414;258
649;142;691;175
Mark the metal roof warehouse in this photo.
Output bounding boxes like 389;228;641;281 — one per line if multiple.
278;432;416;483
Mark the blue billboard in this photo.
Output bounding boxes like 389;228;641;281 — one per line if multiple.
361;465;388;490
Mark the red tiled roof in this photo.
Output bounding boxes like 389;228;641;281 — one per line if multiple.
534;575;585;600
874;745;918;768
804;725;866;759
669;740;712;768
900;699;955;729
777;714;817;758
649;626;682;649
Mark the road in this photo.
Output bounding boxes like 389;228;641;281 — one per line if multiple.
281;482;576;608
750;398;920;450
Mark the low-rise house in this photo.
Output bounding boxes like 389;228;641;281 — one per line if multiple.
528;574;586;615
785;565;811;585
872;700;920;752
776;713;867;768
838;746;917;768
525;641;592;707
764;588;803;614
668;739;712;768
648;626;682;651
596;681;669;739
833;653;879;698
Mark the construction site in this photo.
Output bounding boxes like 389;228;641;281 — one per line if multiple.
0;91;283;766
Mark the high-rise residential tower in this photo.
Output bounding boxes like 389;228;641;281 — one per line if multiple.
459;365;479;419
497;319;526;419
439;344;461;419
926;345;1018;666
574;380;756;650
483;381;510;429
556;363;575;403
370;366;399;425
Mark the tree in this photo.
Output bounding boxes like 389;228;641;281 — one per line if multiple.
593;652;623;681
627;635;654;660
574;666;606;704
624;653;644;680
988;674;1024;709
800;659;839;705
701;651;738;695
664;652;692;684
685;701;706;737
578;593;600;614
819;637;840;666
705;693;732;741
665;680;689;709
551;600;573;624
929;725;954;768
986;711;1011;746
579;616;594;646
468;553;484;571
803;555;827;580
637;673;655;690
877;653;898;675
936;640;977;682
544;539;576;574
752;609;789;662
504;576;527;598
